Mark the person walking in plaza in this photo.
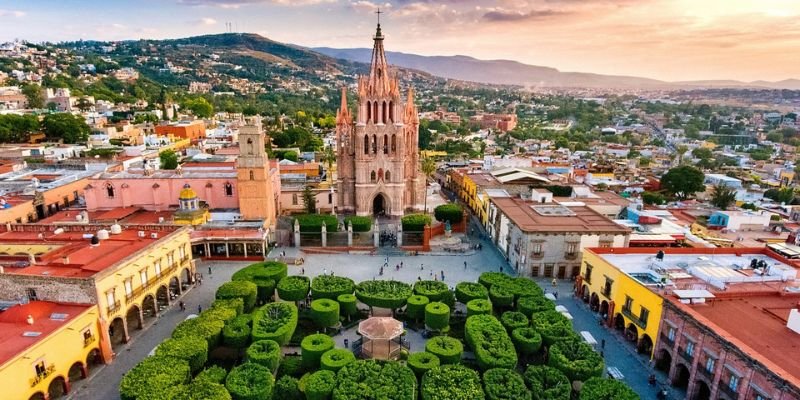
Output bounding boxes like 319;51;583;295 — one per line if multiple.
198;305;202;313
464;261;467;269
179;301;185;311
208;266;212;275
551;278;557;287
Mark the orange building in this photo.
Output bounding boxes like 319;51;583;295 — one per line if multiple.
154;120;206;140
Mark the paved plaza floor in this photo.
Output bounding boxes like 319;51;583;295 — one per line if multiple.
68;240;682;400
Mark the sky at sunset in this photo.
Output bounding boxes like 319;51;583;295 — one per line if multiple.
0;0;798;82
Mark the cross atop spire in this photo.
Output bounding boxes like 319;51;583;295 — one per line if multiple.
375;8;383;38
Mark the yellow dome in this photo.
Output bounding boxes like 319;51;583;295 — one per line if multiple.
179;184;197;200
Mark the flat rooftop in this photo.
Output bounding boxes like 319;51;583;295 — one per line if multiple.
0;301;93;366
491;196;630;234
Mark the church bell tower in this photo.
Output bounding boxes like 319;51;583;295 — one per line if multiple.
236;117;277;225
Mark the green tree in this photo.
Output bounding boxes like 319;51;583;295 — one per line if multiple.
660;165;705;200
21;84;44;109
75;97;94;112
764;187;795;204
41;113;90;144
676;145;689;164
0;114;40;143
183;97;214;118
302;185;316;214
641;191;666;206
420;157;436;214
160;149;179;170
691;147;713;160
322;145;335;182
710;183;736;210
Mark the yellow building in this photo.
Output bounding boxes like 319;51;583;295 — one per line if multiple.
577;247;664;358
174;184;210;226
0;301;102;400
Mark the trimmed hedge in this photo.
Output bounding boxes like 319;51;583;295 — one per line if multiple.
413;280;450;302
344;215;372;232
294;214;338;233
511;327;543;356
155;336;208;374
169;381;232;400
216;281;258;312
406;295;429;322
222;316;251;348
204;302;239;324
523;365;570;400
489;285;514;308
337;294;358;318
580;377;639;400
301;333;335;369
421;364;485;400
320;348;356;372
232;262;286;302
277;275;310;302
306;370;336;400
500;311;529;333
274;376;303;400
434;203;463;224
531;310;575;346
310;299;340;329
407;352;440;378
466;299;493;317
424;302;450;331
455;282;489;304
483;368;531;400
225;363;274;400
464;315;518;371
172;315;225;348
212;298;245;316
548;338;605;382
517;295;555;317
277;355;304;379
195;366;228;385
333;360;417;400
401;214;431;232
478;273;543;301
355;280;413;310
311;275;355;300
119;356;191;400
425;336;463;365
246;339;282;371
251;301;298;345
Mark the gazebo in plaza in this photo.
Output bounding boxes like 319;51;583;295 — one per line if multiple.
355;317;408;360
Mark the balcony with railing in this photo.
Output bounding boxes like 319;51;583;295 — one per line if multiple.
621;306;648;329
107;300;121;315
83;334;96;348
677;346;694;363
29;364;55;388
717;383;738;400
660;332;674;347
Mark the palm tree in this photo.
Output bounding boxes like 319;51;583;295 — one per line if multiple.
322;145;336;183
421;157;436;214
676;145;689;165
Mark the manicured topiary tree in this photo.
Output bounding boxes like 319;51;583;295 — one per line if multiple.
421;364;485;400
406;295;429;322
424;302;450;332
310;298;340;330
222;315;251;348
579;377;639;400
225;363;274;400
478;272;507;290
194;365;228;385
500;311;529;333
277;275;310;303
216;280;258;312
277;356;304;379
466;299;493;317
511;327;542;356
251;301;298;345
233;261;287;303
464;315;518;371
401;214;432;231
425;336;463;365
155;336;208;374
311;275;355;300
294;214;338;232
301;333;335;369
172;314;225;348
320;348;356;372
274;376;303;400
434;203;463;224
414;280;450;302
246;339;282;372
548;338;604;382
306;370;336;400
483;368;531;400
517;295;555;317
355;280;413;312
523;365;571;400
455;282;489;304
337;293;358;320
489;285;514;309
407;352;441;378
212;298;245;316
333;360;417;400
119;356;191;400
344;215;372;232
169;381;232;400
532;310;575;346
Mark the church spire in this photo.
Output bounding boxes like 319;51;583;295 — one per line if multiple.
367;8;391;95
336;86;351;125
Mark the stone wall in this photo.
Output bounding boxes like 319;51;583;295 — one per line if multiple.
0;274;97;304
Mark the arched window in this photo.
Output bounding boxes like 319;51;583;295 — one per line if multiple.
383;134;388;154
246;138;254;155
373;102;378;124
391;134;396;153
292;194;298;205
385;171;391;182
370;171;376;182
106;183;115;198
249;171;255;180
382;101;387;124
364;135;370;154
367;101;371;123
371;134;377;154
378;168;384;181
389;101;394;123
224;182;233;196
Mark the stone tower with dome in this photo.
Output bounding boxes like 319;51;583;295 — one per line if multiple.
335;21;425;217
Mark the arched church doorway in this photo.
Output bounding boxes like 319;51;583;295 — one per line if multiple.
372;194;388;217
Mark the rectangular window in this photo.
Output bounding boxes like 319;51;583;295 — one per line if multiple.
179;246;186;260
668;327;676;342
140;270;148;285
544;263;555;277
599;240;613;248
584;265;593;283
35;361;46;376
639;307;649;325
328;193;332;204
105;290;115;307
565;242;578;257
624;296;633;311
167;252;174;266
729;374;739;391
603;277;613;297
705;357;715;373
686;341;695;357
532;243;542;256
155;262;162;277
26;288;38;301
124;279;133;296
292;194;298;205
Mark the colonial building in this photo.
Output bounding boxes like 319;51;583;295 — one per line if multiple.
335;23;425;217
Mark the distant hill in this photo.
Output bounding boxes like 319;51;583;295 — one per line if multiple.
313;47;800;90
